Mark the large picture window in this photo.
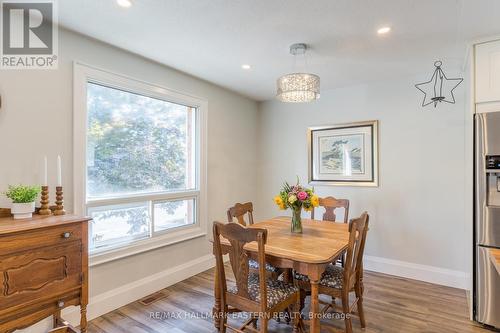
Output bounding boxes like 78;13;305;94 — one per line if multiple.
74;64;207;264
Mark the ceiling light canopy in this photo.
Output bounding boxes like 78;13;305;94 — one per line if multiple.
276;43;320;103
241;64;251;70
117;0;132;8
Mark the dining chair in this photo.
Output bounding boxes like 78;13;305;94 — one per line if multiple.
294;212;369;333
212;222;301;333
227;202;255;226
311;197;350;267
311;196;350;223
227;202;282;279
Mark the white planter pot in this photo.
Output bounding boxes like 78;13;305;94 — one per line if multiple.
11;202;36;219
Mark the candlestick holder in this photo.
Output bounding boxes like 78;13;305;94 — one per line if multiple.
39;186;52;215
53;186;66;216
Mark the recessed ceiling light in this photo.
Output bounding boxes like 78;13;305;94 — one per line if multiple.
377;26;391;35
117;0;132;8
241;64;251;70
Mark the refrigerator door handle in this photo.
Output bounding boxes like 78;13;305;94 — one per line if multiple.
480;206;500;247
475;113;487;246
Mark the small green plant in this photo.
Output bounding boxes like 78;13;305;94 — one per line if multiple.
4;185;41;203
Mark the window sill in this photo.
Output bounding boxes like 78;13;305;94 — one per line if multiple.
89;226;206;267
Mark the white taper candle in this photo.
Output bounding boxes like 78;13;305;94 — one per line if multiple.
43;156;48;186
57;155;62;186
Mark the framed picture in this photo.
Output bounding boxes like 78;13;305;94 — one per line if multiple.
308;120;378;187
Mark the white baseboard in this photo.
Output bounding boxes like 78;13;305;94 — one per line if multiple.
63;253;216;325
363;255;471;290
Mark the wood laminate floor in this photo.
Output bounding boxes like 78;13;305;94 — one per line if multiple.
87;268;492;333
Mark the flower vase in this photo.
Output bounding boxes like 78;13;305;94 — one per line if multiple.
291;207;303;233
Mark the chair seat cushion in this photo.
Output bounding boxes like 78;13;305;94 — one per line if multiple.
248;259;281;273
294;264;344;289
229;273;298;308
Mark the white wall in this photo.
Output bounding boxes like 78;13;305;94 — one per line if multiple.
256;74;471;288
0;29;259;332
0;24;474;332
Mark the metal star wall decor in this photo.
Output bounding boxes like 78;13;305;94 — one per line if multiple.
415;61;463;108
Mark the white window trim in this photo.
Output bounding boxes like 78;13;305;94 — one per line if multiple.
73;62;208;267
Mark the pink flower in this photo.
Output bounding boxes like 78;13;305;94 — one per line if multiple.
297;191;308;201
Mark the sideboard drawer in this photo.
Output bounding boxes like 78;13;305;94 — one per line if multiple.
0;223;82;255
0;290;81;333
0;241;82;312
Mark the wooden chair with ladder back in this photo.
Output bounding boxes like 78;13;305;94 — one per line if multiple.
227;202;282;279
213;221;302;333
310;197;350;224
227;202;255;227
311;197;350;266
294;212;369;333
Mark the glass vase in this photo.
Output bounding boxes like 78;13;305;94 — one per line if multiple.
291;207;303;234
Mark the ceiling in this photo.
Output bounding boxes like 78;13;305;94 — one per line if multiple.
59;0;500;101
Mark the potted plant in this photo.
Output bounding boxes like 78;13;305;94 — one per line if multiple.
4;185;41;219
274;179;319;233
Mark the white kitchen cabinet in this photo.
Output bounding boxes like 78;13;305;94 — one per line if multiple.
476;40;500;106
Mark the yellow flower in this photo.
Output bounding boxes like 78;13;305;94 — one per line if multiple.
274;195;284;207
311;195;319;207
288;194;297;204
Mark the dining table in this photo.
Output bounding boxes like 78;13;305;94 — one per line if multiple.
212;216;351;333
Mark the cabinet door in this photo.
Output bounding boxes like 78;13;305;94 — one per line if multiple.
0;241;82;312
476;40;500;103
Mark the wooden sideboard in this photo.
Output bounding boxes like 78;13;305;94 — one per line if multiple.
0;214;91;333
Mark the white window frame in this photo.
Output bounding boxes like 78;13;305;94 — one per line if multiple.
73;62;208;266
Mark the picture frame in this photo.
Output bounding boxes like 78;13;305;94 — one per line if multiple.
308;120;379;187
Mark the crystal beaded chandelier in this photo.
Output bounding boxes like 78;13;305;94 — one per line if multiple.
276;43;320;103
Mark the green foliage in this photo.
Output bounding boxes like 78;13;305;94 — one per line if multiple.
87;83;189;238
87;83;187;196
4;185;40;203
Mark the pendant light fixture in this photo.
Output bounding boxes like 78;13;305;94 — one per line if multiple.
276;43;320;103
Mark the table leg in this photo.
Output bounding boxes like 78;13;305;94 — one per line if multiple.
213;268;221;329
309;279;320;333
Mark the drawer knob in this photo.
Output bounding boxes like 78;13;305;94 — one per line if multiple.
62;232;71;239
57;300;65;308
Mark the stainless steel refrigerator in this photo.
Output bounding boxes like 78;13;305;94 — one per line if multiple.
475;111;500;328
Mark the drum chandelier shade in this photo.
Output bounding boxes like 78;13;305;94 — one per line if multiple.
277;73;320;102
276;44;320;103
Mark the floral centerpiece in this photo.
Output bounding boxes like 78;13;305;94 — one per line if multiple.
274;179;319;233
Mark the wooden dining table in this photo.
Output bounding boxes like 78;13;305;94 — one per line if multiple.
212;216;351;333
